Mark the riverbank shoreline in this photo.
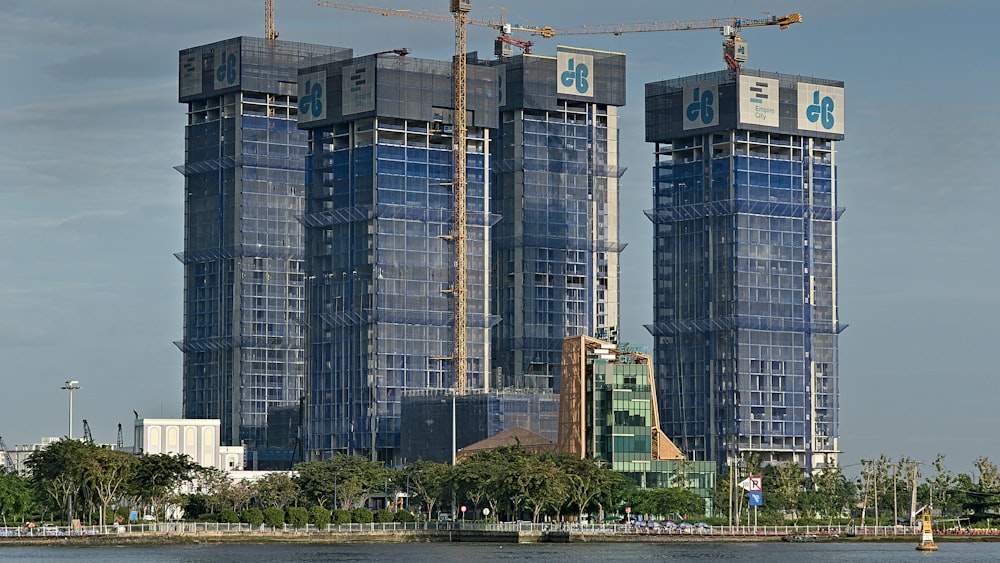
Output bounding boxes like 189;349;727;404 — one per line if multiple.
2;530;998;547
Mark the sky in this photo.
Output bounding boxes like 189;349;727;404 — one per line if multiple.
1;0;997;478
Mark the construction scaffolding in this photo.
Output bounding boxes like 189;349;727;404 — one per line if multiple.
298;54;499;463
176;37;352;450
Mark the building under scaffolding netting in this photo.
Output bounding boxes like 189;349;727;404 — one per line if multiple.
298;53;500;464
644;69;845;471
489;47;626;394
176;37;352;451
399;389;559;464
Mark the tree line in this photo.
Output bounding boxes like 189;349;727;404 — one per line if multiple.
0;440;705;526
1;440;997;528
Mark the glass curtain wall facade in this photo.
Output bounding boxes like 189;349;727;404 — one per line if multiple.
491;48;626;392
176;37;351;449
644;70;845;470
298;55;499;463
557;335;715;511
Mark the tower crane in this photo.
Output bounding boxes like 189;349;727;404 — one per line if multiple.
0;436;16;473
544;13;803;71
82;419;93;443
317;3;800;399
116;423;124;449
318;1;554;54
318;0;511;397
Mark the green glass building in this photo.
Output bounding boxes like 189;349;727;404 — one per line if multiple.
559;335;715;513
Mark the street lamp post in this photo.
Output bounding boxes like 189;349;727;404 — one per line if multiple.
61;380;80;528
61;380;80;439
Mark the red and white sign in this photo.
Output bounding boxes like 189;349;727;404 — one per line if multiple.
738;476;763;492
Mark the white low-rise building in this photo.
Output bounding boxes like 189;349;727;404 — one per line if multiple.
134;418;244;472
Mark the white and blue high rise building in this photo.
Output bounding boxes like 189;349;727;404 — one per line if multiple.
644;70;845;469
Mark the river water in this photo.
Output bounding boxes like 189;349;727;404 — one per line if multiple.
0;542;996;562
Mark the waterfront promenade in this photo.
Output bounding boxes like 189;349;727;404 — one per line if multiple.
1;521;997;545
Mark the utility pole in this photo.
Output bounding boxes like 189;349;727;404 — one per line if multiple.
893;464;898;528
860;459;869;525
874;460;879;527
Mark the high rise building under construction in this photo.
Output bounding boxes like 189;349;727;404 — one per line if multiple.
296;53;499;462
644;69;845;470
176;37;351;459
490;47;626;393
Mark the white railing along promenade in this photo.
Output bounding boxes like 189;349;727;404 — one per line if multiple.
2;521;996;539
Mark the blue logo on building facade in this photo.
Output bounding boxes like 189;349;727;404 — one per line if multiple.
806;90;835;130
560;57;590;95
686;87;715;126
300;80;323;119
216;52;237;86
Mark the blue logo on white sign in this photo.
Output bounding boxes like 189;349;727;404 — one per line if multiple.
797;83;844;135
683;81;719;130
556;50;594;98
561;57;590;94
300;80;323;119
806;90;835;130
686;87;715;126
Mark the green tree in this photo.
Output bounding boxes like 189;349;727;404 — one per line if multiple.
373;509;393;523
407;460;451;520
308;505;331;529
331;508;352;524
351;507;373;523
294;455;385;510
807;464;855;524
219;478;256;514
0;471;33;524
393;509;416;523
25;438;89;520
653;487;706;519
928;454;956;513
767;462;804;518
255;472;299;509
219;508;240;523
82;447;136;526
520;455;569;523
328;455;384;510
243;507;264;526
552;455;606;522
126;453;199;519
974;457;1000;491
293;461;336;508
262;506;285;528
286;506;309;528
591;465;631;523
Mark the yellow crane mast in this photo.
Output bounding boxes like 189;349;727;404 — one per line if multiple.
450;0;470;396
266;0;278;41
317;0;483;396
